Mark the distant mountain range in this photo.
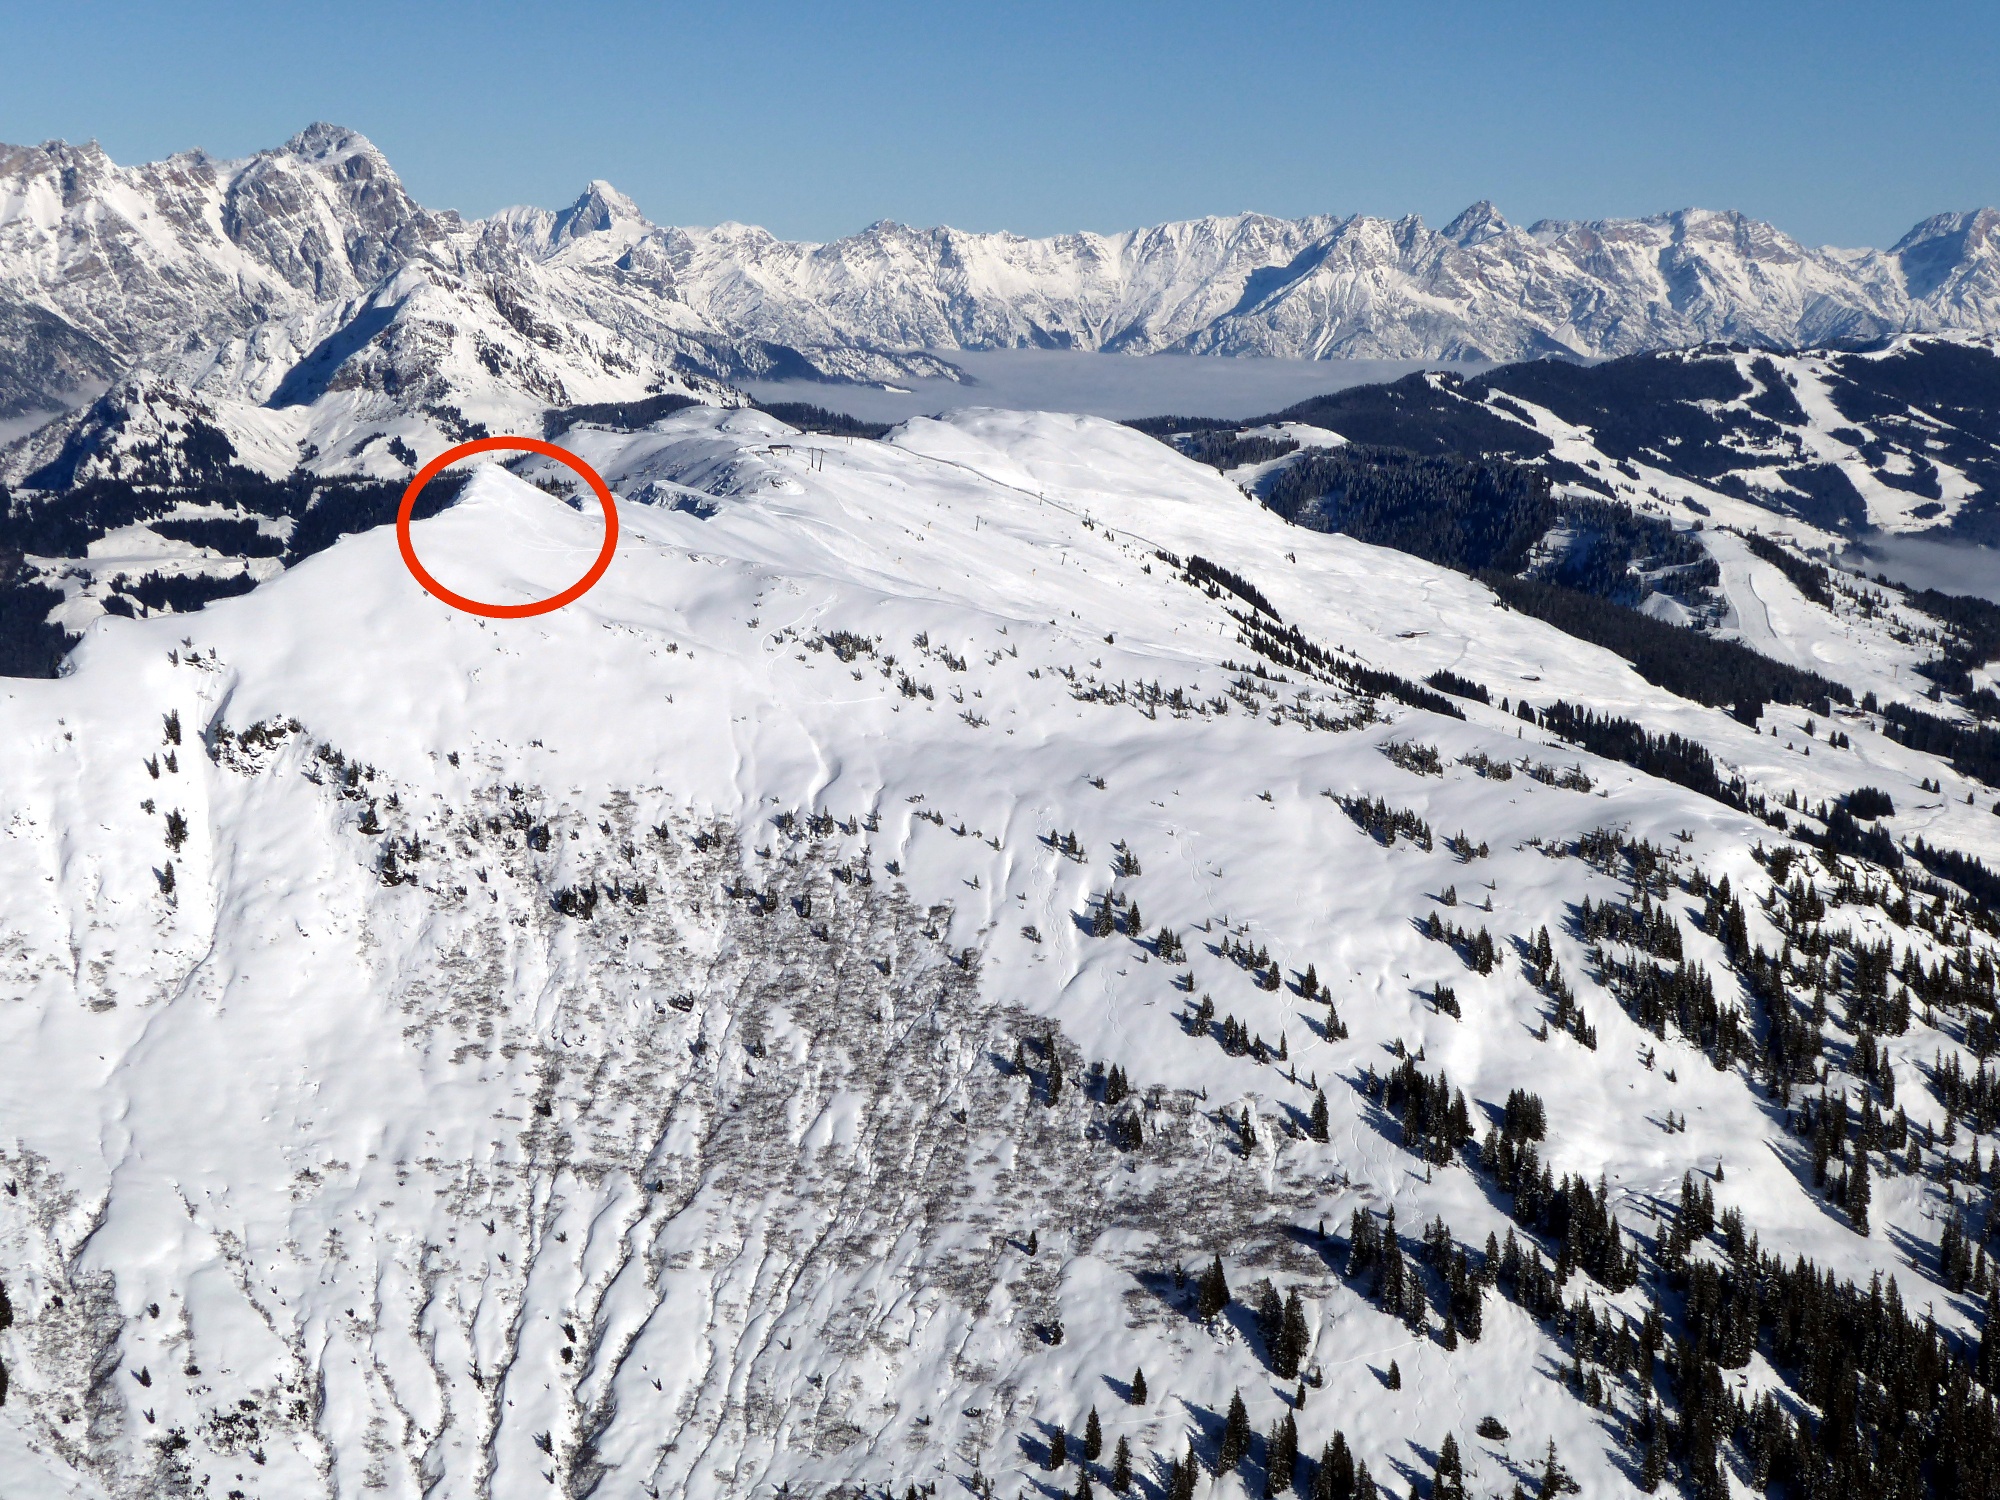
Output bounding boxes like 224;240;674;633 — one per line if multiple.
621;197;2000;366
4;123;2000;453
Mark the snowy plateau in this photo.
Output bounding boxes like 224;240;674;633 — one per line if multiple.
3;404;2000;1500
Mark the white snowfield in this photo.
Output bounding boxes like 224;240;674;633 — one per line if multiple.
1;411;1996;1499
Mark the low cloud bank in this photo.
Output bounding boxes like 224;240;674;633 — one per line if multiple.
744;349;1486;424
1838;535;2000;602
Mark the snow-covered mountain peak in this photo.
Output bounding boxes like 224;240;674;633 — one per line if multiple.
1892;206;2000;300
403;462;611;604
512;178;653;258
1442;200;1511;246
278;120;389;168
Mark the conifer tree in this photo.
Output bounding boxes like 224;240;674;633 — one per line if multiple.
1352;1459;1373;1500
1983;1286;2000;1389
1310;1089;1330;1142
1264;1411;1299;1495
1073;1467;1093;1500
1314;1433;1354;1500
1129;1366;1148;1405
1850;1147;1872;1234
1640;1425;1665;1493
1048;1427;1068;1470
1093;897;1115;938
1110;1435;1132;1492
1536;1439;1562;1499
1257;1281;1285;1354
1385;1360;1401;1390
1197;1255;1231;1320
1220;1389;1253;1472
1169;1443;1198;1500
1275;1287;1308;1378
1046;1033;1064;1105
1432;1434;1464;1500
1085;1407;1103;1461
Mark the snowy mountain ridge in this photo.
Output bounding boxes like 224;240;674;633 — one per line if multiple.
608;203;2000;366
8;122;2000;440
3;409;2000;1498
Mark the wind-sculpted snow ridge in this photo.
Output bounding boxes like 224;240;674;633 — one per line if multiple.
3;414;2000;1498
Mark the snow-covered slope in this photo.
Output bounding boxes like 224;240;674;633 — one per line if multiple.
3;410;1999;1498
1243;336;2000;542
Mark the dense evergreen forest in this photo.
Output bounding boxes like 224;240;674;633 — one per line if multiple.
1261;373;1553;462
1249;341;2000;540
1264;446;1555;574
1541;498;1715;605
1255;446;1710;608
1241;441;1850;721
0;470;453;568
1172;430;1300;471
546;395;893;440
1908;586;2000;699
0;563;68;677
1486;572;1851;720
1742;533;1835;607
750;402;894;439
542;391;701;435
1533;700;1747;807
1884;703;2000;787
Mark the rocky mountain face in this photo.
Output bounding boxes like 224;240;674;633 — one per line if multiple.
0;124;448;414
0;126;780;473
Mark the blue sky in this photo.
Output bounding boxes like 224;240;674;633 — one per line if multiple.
7;1;1998;245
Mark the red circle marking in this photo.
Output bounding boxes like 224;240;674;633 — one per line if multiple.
396;436;619;618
